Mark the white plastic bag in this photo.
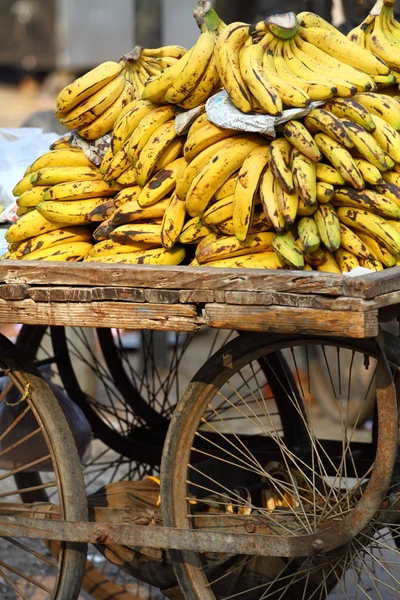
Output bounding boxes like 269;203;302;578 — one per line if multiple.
0;128;59;223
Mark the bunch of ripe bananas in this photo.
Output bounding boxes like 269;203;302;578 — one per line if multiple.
4;0;400;273
55;45;187;140
349;0;400;81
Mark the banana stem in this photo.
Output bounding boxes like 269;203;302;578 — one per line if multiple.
120;46;142;63
193;2;225;32
266;12;299;39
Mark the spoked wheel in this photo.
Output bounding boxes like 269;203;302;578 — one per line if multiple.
0;332;87;599
161;332;400;600
14;324;237;599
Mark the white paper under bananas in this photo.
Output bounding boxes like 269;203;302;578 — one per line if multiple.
70;131;112;166
206;90;325;138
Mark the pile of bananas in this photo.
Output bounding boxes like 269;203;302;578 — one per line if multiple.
4;0;400;273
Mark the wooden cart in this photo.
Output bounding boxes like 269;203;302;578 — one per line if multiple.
0;262;400;600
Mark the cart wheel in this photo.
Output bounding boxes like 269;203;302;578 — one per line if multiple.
0;332;87;599
161;332;400;600
307;344;375;427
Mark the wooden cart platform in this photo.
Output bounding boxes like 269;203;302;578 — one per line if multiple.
0;262;399;338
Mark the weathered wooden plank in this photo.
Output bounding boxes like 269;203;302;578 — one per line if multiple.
144;289;180;304
223;290;375;312
179;290;215;303
0;262;344;295
0;299;201;331
204;304;378;338
0;284;29;301
28;287;145;303
343;267;400;299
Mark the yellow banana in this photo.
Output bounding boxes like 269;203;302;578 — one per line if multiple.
93;218;116;241
165;31;215;104
203;251;285;269
86;199;117;222
217;210;271;236
111;100;155;154
259;168;286;232
203;195;234;226
160;192;186;248
142;45;187;60
56;61;123;115
6;210;71;243
335;248;359;272
137;157;185;207
316;249;341;273
314;133;364;189
17;186;50;208
30;166;101;186
49;134;72;150
102;139;133;183
110;223;162;245
196;231;275;264
13;174;34;197
15;226;91;257
323;98;376;131
316;182;334;204
178;53;220;109
297;216;321;253
272;38;335;102
275;181;299;225
25;148;93;174
342;120;394;171
77;80;134;140
43;180;114;201
260;33;311;108
297;196;317;216
354;92;400;130
37;198;107;225
186;136;262;217
337;206;400;255
85;245;185;265
214;173;238;201
16;207;34;217
141;52;192;103
354;158;385;186
314;203;341;252
214;22;253;113
382;171;400;186
127;105;177;165
239;42;282;115
176;137;238;201
60;75;126;130
113;186;141;208
333;187;400;219
339;223;375;259
370;114;400;163
282;120;322;162
316;163;345;186
269;138;294;194
187;112;208;138
375;182;400;207
20;241;92;261
179;217;213;244
297;15;390;75
291;148;317;206
233;144;270;241
99;146;114;175
115;168;138;187
135;120;178;187
87;240;157;258
112;198;169;226
304;109;353;149
153;138;184;172
356;232;397;267
359;256;384;271
288;36;357;98
183;122;236;163
272;231;304;269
